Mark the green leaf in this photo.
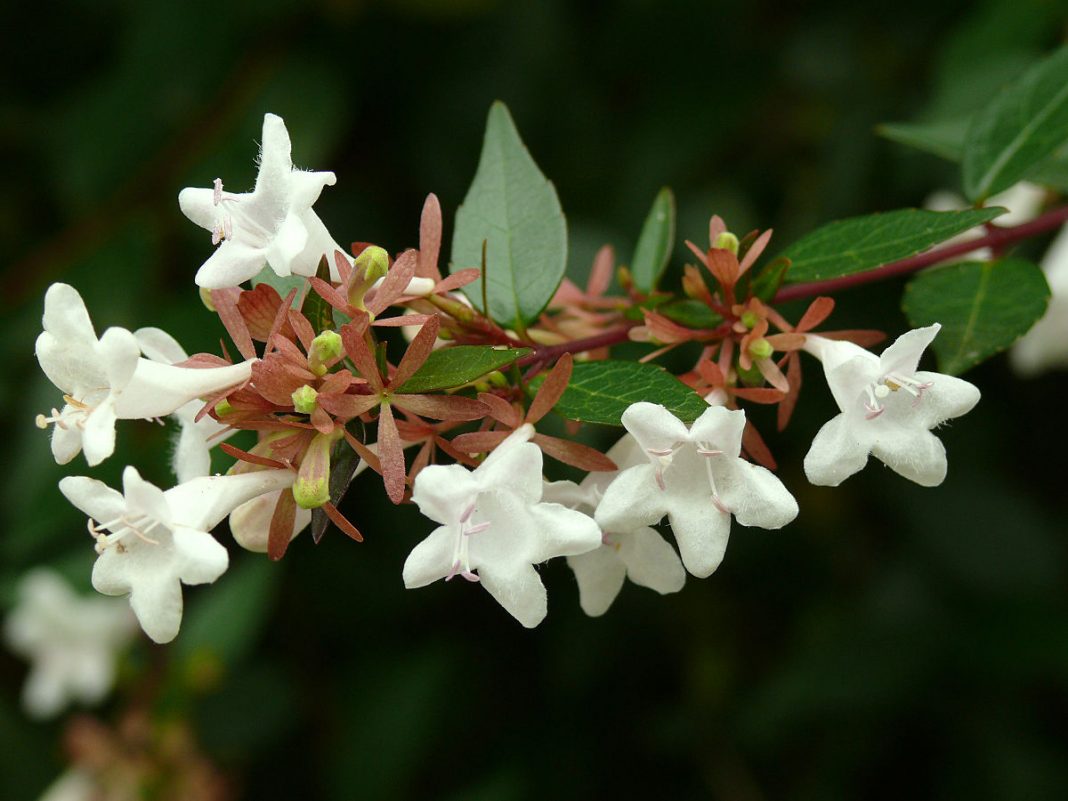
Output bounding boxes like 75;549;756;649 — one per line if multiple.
657;299;723;329
780;207;1006;283
630;187;676;292
395;345;530;394
301;256;336;334
902;258;1050;374
877;119;968;161
532;360;708;426
251;265;306;305
963;46;1068;200
451;101;568;329
749;256;791;302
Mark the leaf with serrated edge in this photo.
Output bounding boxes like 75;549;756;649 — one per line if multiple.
530;360;708;426
631;187;676;292
450;102;568;328
396;346;529;394
963;46;1068;201
902;258;1050;375
780;207;1005;283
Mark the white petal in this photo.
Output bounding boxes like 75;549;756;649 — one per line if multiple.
170;527;229;585
229;489;310;553
542;479;594;510
411;464;480;525
879;324;940;377
115;358;253;419
662;455;733;577
134;327;188;364
41;283;96;345
618;526;686;595
172;418;213;482
296;209;347;280
165;469;297;533
527;502;601;563
96;327;141;391
194;240;267;289
121;466;172;528
688;404;745;457
914;371;980;428
59;476;126;523
402;525;456;588
254;113;296;210
265;212;310;276
823;352;879;413
567;547;627;617
621;402;691;453
127;572;184;644
870;427;947;486
177;187;220;231
23;663;68;719
50;418;84;465
289;169;337;210
594;464;670;534
804;413;872;486
478;561;548;628
475;436;543;503
80;400;117;467
36;331;103;396
715;458;798;529
802;335;871;374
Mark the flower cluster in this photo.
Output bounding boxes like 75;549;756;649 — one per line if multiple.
25;111;997;660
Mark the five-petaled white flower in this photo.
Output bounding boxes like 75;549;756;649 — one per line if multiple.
179;113;347;288
544;435;685;616
1011;224;1068;376
403;424;601;627
35;284;254;467
802;323;980;487
596;403;798;579
59;466;297;643
3;568;136;719
134;327;233;482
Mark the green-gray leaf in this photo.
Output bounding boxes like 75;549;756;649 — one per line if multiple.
780;208;1005;283
963;46;1068;201
631;187;676;292
451;102;567;329
902;258;1050;374
877;119;968;161
396;346;530;394
534;360;709;426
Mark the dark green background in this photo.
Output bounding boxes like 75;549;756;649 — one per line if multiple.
3;1;1068;799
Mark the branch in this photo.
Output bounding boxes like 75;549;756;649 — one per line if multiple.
774;203;1068;303
516;324;637;369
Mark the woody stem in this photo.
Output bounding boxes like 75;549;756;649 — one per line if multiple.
773;203;1068;303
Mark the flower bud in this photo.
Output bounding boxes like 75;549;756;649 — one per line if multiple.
714;231;739;255
292;431;339;509
307;330;343;376
740;310;760;329
291;384;319;414
214;398;235;417
748;337;774;360
354;246;390;283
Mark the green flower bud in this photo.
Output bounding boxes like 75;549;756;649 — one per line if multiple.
291;384;319;414
354;246;390;283
308;330;343;376
486;370;509;388
749;337;774;360
292;431;339;509
714;231;740;255
214;399;235;417
740;310;760;330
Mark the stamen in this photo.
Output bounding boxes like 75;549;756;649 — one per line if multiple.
703;456;731;515
213;178;224;205
465;521;491;536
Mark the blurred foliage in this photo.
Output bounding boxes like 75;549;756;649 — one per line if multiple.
2;0;1068;799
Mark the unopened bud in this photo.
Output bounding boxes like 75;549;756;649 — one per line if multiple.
308;330;343;376
291;384;319;414
486;370;508;388
292;431;339;509
214;399;235;417
354;246;390;283
749;337;774;360
740;310;760;329
714;231;739;255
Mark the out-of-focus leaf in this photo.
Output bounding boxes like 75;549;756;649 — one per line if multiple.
302;257;336;334
630;187;676;292
902;258;1050;374
311;439;363;544
657;299;723;329
451;102;567;328
780;208;1005;283
395;346;529;393
963;46;1068;200
877;119;968;161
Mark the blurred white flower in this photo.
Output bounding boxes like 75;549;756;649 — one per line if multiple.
925;181;1046;259
3;569;135;719
1010;225;1068;376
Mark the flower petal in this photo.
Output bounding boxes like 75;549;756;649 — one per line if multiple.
50;416;84;465
121;467;172;527
879;324;940;377
80;400;117;467
914;372;980;428
115;359;253;420
59;476;126;523
803;413;872;486
96;327;141;392
594;464;669;534
870;426;947;486
230;489;310;553
402;524;456;587
715;458;798;530
662;454;733;577
526;502;601;564
170;527;229;585
265;212;310;276
621;402;692;453
42;283;96;345
134;327;188;364
195;241;267;289
567;547;627;617
177;187;219;231
126;571;184;644
618;526;686;595
688;405;745;457
166;469;298;533
478;561;548;628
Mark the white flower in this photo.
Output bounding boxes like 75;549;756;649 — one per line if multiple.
35;770;95;801
802;324;980;487
544;435;685;616
1011;224;1068;376
403;424;601;627
3;569;136;719
35;284;254;467
179;113;346;288
596;403;798;579
135;327;232;481
59;467;296;643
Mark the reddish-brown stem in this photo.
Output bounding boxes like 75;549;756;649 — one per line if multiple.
516;324;638;369
774;203;1068;303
